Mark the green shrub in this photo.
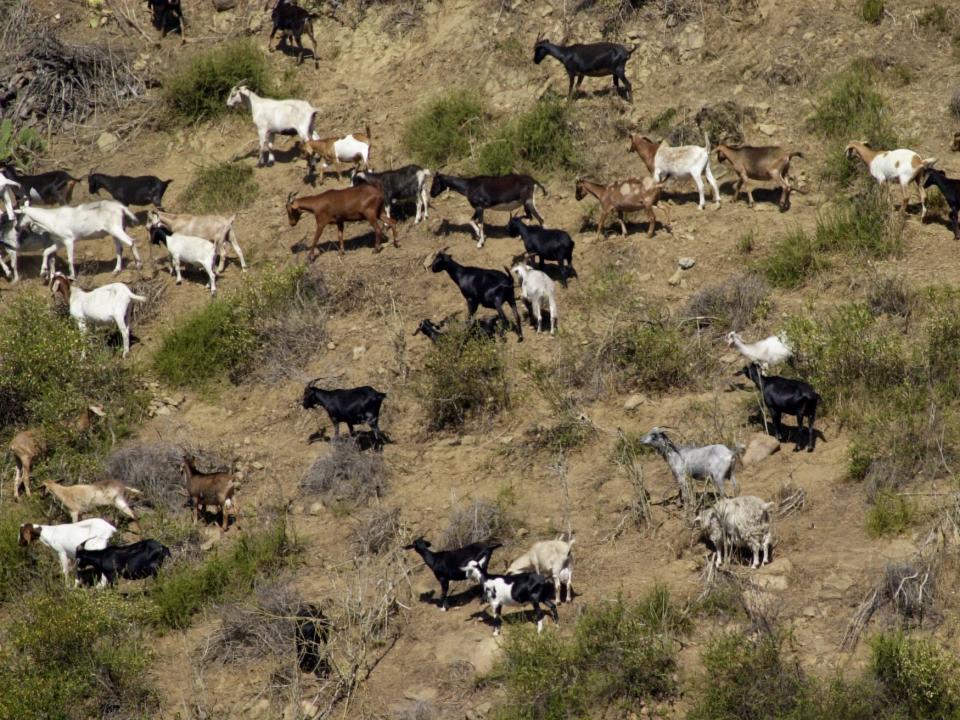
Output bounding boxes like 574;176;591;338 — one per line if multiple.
164;39;271;125
871;631;960;719
760;227;823;289
151;519;296;630
181;161;258;213
607;320;694;392
917;4;949;32
492;590;683;720
477;98;581;176
152;265;327;389
0;119;45;169
0;497;56;602
859;0;884;23
402;89;485;167
419;326;508;430
866;490;915;537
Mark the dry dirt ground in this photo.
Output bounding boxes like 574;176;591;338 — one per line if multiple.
12;0;960;717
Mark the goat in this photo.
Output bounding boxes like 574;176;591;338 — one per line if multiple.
43;479;141;526
629;132;720;209
147;209;246;273
180;454;239;531
352;165;431;223
267;0;319;68
7;406;104;500
736;363;820;452
0;175;20;220
227;84;319;167
922;168;960;240
430;247;523;341
715;144;804;211
148;222;218;295
575;177;670;239
533;33;636;101
845;141;936;220
51;273;145;358
301;382;387;449
413;316;503;343
403;537;501;611
76;539;170;586
726;331;792;371
507;538;574;603
507;216;575;287
295;603;331;676
696;496;773;568
639;427;742;502
15;200;142;278
1;165;81;205
0;214;50;282
511;263;557;335
463;560;559;635
430;173;547;248
88;172;173;208
18;518;117;582
145;0;185;41
413;318;445;342
302;127;371;183
285;186;397;258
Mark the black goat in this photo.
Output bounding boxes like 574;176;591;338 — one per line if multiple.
430;248;523;341
89;173;173;208
413;318;445;342
76;539;171;586
295;602;331;676
923;169;960;240
1;165;80;205
430;173;546;248
533;34;637;101
737;363;820;452
302;382;387;448
352;165;431;223
403;537;501;611
145;0;185;40
413;316;503;343
462;560;558;636
507;216;575;287
267;0;319;68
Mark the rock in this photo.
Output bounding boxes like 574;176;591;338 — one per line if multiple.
754;102;770;114
516;527;528;538
403;687;438;702
326;341;336;350
678;256;695;269
243;436;251;446
753;573;788;591
153;405;171;416
624;393;646;411
720;352;738;364
742;433;780;465
466;702;493;720
309;502;324;516
293;504;305;515
96;132;118;150
352;345;366;359
252;460;264;470
247;13;262;33
636;272;653;282
667;268;683;286
200;527;221;551
757;123;779;137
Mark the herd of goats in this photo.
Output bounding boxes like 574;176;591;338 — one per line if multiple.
4;0;960;647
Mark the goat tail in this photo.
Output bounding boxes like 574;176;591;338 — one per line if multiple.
121;205;138;223
125;486;143;495
129;292;147;303
626;43;640;56
534;179;548;197
702;130;711;153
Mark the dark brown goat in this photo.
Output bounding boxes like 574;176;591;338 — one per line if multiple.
285;185;398;258
180;454;239;531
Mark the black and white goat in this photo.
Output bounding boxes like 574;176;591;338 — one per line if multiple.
301;381;387;448
736;364;820;452
88;172;173;208
533;34;637;101
352;165;431;223
430;248;523;341
1;165;81;205
430;173;546;248
404;537;501;611
462;559;559;636
507;216;575;287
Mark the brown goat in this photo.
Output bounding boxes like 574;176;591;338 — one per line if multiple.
575;177;670;239
180;454;239;531
715;144;804;211
285;185;398;258
301;126;372;184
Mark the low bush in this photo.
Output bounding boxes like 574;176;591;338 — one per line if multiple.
442;498;511;547
476;98;581;176
686;272;770;333
859;0;884;24
180;161;258;213
351;506;405;555
491;590;684;720
106;442;185;514
163;39;271;125
606;319;694;393
402;89;485;167
866;491;916;537
760;227;823;289
0;118;44;169
866;274;913;319
300;437;388;507
871;631;960;719
0;496;56;602
917;4;949;32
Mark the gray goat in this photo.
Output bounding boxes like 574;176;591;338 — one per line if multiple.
639;427;743;501
696;495;773;568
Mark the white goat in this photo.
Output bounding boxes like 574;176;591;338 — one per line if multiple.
511;263;558;335
18;518;117;582
629;131;720;209
507;537;575;603
226;84;320;167
0;175;20;220
696;496;773;568
726;331;792;371
51;273;145;358
148;209;246;273
845;141;936;220
148;221;217;295
15;200;141;278
640;427;742;502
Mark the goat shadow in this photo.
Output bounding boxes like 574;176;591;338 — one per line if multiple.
579;217;669;237
718;181;787;209
743;407;826;451
519;300;556;332
191;503;240;531
466;605;562;632
572;85;630;102
303;170;354;188
306;428;390;451
435;218;512;241
290;229;394;257
237;141;303;167
700;540;775;568
419;585;483;610
923;210;959;234
274;37;318;68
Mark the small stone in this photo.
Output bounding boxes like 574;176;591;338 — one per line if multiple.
293;505;305;515
403;687;438;702
742;433;780;465
802;605;818;618
352;345;366;359
624;393;646;411
757;123;778;137
753;573;788;591
309;502;324;516
96;132;118;150
678;256;695;269
327;341;336;350
720;352;738;364
754;102;770;113
667;268;683;286
252;461;264;470
516;528;528;538
636;272;653;282
243;436;251;446
500;436;513;444
446;437;462;447
153;405;171;416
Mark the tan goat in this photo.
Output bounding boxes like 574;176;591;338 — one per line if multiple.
43;479;141;527
575;177;670;239
181;454;239;531
301;127;372;184
715;144;804;211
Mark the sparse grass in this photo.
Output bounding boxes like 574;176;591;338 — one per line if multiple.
648;107;679;135
181;161;258;213
441;497;512;547
950;87;960;120
917;3;949;32
477;97;581;176
402;89;485;167
737;229;756;254
686;272;770;333
164;39;272;125
859;0;884;24
351;506;405;556
0;118;44;169
866;491;916;537
0;496;56;603
300;437;388;508
866;274;913;319
606;320;694;393
760;226;823;289
106;442;185;515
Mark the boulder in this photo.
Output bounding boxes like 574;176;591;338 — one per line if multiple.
742;433;780;465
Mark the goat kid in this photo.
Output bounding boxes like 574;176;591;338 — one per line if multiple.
511;263;558;335
845;141;936;220
43;479;141;526
301;382;387;448
148;209;246;273
463;559;559;635
404;537;501;611
715;144;803;211
629;132;720;209
286;186;398;257
737;363;820;452
227;84;320;167
51;273;145;358
303;127;371;183
533;33;636;101
352;165;431;223
575;177;669;239
148;221;218;295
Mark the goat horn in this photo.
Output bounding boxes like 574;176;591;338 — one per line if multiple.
286;191;297;205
